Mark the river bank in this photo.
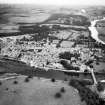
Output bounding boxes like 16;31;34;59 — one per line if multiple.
0;57;105;82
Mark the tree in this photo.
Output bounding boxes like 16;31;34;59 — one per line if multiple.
13;80;18;84
60;87;66;93
60;60;80;70
24;77;30;82
54;92;62;99
0;81;2;85
51;78;56;82
69;79;105;105
59;52;73;60
97;82;105;92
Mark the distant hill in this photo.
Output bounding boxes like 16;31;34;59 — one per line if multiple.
43;13;90;26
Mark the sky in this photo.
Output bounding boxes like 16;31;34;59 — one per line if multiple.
0;0;105;6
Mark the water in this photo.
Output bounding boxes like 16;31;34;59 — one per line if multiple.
89;18;105;45
0;4;51;34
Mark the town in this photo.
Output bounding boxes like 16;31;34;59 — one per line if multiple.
0;18;105;73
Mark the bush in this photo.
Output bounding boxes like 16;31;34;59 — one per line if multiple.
60;60;80;70
28;75;33;79
85;60;93;66
60;87;66;93
0;81;2;85
60;60;72;70
97;82;105;92
13;80;18;84
54;92;62;98
96;62;100;65
89;65;93;68
69;79;80;87
69;79;93;87
24;77;30;82
64;78;68;81
59;52;80;60
59;52;73;60
51;78;56;82
5;88;9;91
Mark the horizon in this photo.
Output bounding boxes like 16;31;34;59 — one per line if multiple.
0;0;105;6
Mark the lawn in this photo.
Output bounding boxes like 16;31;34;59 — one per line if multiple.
0;75;85;105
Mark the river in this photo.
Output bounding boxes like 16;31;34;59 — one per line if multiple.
89;17;105;45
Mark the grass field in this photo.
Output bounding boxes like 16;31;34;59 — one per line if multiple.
0;76;85;105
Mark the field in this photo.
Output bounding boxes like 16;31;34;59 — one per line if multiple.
0;76;85;105
42;13;90;26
